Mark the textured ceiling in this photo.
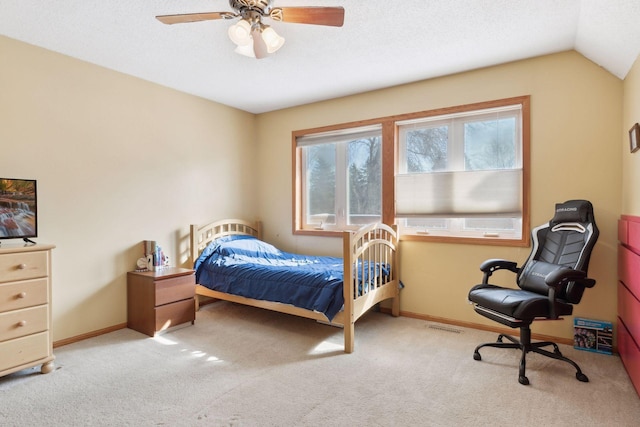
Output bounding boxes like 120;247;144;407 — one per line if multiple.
1;1;640;114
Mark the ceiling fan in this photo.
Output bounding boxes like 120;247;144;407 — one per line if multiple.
156;0;345;59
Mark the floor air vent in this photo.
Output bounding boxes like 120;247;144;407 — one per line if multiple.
428;324;462;334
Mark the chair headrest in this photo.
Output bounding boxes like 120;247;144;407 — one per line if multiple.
550;200;593;225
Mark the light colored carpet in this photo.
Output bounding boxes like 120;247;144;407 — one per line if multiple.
1;301;639;426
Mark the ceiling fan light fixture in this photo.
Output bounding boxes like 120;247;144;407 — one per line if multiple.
157;2;345;59
228;19;252;46
234;43;256;58
261;26;285;53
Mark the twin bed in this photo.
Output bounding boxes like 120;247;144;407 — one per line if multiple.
189;219;400;353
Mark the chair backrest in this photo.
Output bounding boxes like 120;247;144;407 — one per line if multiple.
517;200;599;303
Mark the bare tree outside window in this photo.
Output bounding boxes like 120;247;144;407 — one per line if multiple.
464;118;516;171
307;144;336;224
405;126;448;173
348;137;381;225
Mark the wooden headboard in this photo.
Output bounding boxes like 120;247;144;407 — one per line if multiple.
190;219;263;265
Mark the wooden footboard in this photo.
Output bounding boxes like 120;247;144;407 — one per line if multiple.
342;223;400;352
189;219;400;353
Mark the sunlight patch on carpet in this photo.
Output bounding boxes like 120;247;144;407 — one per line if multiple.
181;348;224;363
153;335;178;345
153;335;225;363
309;340;343;355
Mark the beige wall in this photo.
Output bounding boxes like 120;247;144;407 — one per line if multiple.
256;51;622;341
0;36;257;341
623;56;640;215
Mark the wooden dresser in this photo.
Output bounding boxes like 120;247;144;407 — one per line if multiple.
0;243;55;377
618;215;640;397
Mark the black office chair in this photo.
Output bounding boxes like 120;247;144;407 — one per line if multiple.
468;200;599;385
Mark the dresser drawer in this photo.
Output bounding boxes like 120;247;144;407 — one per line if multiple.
0;251;48;283
618;319;640;397
0;331;49;371
155;275;195;306
0;305;48;342
619;245;640;298
0;278;48;313
619;281;640;345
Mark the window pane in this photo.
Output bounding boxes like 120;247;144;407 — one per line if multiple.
464;217;517;231
403;217;447;230
348;137;382;225
405;126;448;172
395;102;525;241
464;117;516;170
305;144;336;226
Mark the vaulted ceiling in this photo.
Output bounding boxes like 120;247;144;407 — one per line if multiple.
2;1;639;113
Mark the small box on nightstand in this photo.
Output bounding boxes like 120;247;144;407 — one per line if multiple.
127;267;195;337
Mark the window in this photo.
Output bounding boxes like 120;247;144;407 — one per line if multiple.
295;125;382;231
396;103;524;241
293;96;529;245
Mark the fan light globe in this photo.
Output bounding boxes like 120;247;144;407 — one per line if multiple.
261;27;285;53
228;19;252;46
234;44;256;58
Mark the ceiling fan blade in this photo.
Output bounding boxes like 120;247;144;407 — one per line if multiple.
273;7;345;27
156;12;235;25
251;28;269;59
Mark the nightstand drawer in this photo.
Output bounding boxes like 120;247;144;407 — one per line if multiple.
0;278;48;313
0;332;49;371
0;305;48;342
154;298;195;334
0;251;48;283
155;275;195;306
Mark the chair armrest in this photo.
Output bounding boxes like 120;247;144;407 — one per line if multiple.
480;259;519;284
545;268;596;289
544;268;596;319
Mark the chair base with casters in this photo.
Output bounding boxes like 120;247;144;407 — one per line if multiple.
472;322;589;386
468;200;599;385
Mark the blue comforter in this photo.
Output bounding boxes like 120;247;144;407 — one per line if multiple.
194;235;345;321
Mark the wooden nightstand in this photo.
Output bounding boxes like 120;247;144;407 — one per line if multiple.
127;267;195;337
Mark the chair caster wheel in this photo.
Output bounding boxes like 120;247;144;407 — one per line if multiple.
576;372;589;382
473;352;481;361
518;375;529;385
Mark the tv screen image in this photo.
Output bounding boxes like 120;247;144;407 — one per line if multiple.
0;178;37;239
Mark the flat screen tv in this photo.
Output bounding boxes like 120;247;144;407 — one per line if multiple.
0;178;37;242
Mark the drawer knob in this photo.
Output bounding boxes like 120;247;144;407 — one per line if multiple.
17;320;27;327
17;292;27;299
17;263;27;270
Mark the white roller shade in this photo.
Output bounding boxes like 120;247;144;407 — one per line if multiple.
395;169;522;217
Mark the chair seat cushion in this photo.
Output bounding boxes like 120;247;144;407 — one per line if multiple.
469;284;573;322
